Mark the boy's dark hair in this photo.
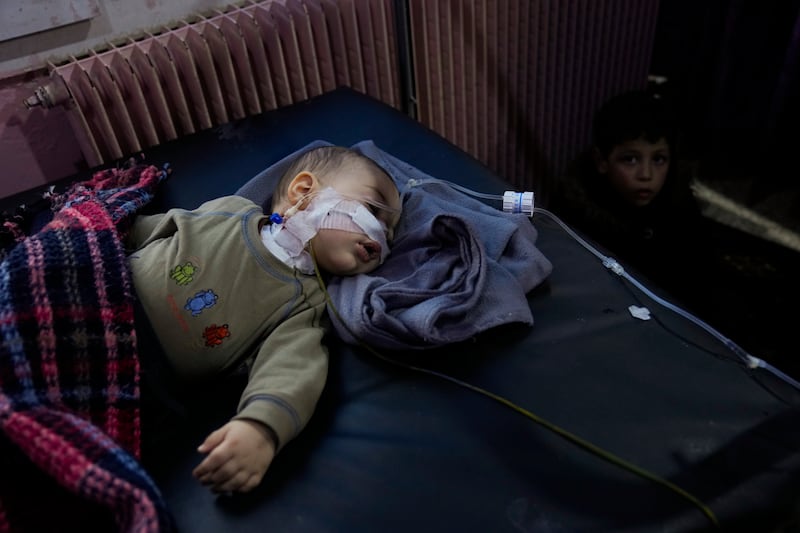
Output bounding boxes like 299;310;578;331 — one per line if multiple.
592;90;678;157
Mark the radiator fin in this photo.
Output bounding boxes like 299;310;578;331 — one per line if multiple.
49;0;658;201
51;0;399;167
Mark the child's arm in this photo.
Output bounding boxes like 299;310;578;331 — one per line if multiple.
192;297;328;493
192;419;277;493
127;196;255;250
234;301;329;447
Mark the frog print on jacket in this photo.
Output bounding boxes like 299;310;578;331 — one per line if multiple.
171;262;199;286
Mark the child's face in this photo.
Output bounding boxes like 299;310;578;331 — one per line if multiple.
596;137;670;207
310;164;401;276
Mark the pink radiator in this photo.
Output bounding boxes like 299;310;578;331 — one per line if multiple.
29;0;399;168
409;0;660;202
27;0;659;202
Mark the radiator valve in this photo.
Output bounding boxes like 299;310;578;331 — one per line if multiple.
24;84;56;109
23;80;70;109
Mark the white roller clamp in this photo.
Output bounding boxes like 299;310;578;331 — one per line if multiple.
502;191;535;217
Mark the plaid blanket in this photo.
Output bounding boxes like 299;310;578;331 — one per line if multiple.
0;164;173;532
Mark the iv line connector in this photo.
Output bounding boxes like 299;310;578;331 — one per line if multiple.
503;191;535;217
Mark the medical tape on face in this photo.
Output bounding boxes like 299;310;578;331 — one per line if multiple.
275;187;389;265
318;199;389;262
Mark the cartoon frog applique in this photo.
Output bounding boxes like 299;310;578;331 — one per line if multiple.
171;262;199;286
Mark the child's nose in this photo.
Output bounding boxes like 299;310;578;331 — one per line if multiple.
637;160;654;180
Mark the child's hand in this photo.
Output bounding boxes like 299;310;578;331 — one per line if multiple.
192;419;276;493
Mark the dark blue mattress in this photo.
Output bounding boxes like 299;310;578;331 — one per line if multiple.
79;88;800;531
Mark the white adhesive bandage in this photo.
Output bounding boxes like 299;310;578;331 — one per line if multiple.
262;188;389;273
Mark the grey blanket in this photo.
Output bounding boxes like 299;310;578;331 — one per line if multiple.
236;140;552;350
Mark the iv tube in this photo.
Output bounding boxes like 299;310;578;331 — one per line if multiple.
406;178;534;217
406;177;800;392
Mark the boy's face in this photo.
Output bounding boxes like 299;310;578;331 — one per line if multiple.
596;137;670;207
310;164;401;276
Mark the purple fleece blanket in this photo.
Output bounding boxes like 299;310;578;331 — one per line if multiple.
237;140;553;350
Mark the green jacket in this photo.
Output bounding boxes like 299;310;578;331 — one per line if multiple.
128;195;328;451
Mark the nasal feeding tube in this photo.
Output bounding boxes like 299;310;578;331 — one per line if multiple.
405;176;800;393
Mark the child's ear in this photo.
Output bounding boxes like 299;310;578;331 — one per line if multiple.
592;147;608;174
286;171;317;207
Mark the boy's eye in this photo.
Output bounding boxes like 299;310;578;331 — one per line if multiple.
653;154;669;165
618;154;638;164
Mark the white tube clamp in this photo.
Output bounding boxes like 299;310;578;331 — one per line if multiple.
502;191;535;217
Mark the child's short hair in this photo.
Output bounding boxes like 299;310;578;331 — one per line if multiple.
592;90;677;157
271;146;389;207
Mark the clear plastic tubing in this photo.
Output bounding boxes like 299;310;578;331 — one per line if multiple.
406;178;535;217
406;177;800;392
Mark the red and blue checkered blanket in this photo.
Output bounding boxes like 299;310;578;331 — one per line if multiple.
0;163;173;532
